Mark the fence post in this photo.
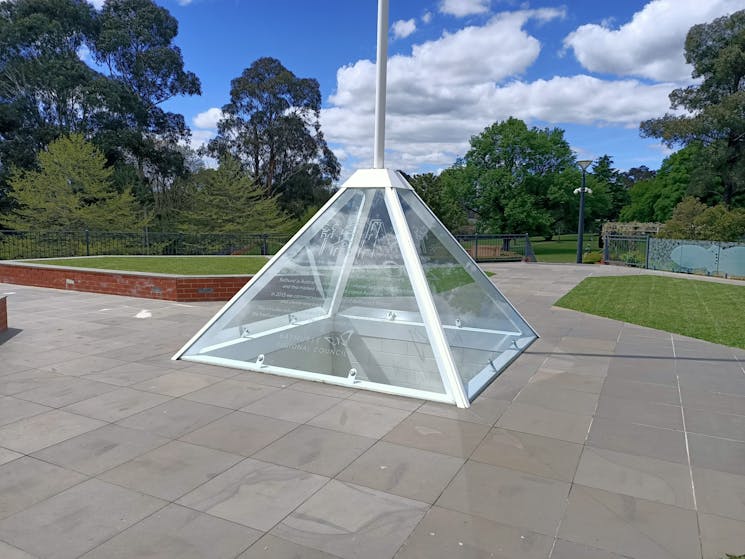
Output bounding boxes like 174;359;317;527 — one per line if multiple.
474;235;479;261
85;229;90;256
261;234;268;256
524;234;536;262
603;235;610;264
644;236;651;269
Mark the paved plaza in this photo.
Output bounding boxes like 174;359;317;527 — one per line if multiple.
0;263;744;559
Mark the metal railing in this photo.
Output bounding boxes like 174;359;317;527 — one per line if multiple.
0;230;291;260
0;229;536;263
603;235;650;268
454;234;535;262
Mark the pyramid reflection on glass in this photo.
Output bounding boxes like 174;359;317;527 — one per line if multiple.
174;169;537;407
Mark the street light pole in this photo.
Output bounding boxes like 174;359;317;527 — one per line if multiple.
575;160;593;264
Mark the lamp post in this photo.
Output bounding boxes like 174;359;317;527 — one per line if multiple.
575;160;593;264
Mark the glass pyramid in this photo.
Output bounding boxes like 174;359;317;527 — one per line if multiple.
173;169;537;407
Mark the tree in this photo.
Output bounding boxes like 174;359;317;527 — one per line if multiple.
274;163;334;219
406;172;467;232
0;0;201;224
4;134;141;230
620;165;656;186
93;0;201;200
620;144;719;222
445;118;587;236
592;155;628;220
659;196;745;241
0;0;99;189
208;57;339;216
640;10;745;207
176;156;296;235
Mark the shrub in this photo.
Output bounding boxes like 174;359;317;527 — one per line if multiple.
660;197;745;241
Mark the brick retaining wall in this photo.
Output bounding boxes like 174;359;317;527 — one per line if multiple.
0;262;251;302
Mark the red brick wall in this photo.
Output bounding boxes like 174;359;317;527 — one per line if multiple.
0;263;251;302
0;296;6;332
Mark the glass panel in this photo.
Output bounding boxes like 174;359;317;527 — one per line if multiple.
182;188;445;395
398;189;537;397
335;189;443;393
182;189;365;359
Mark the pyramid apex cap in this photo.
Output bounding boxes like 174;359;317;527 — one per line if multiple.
340;168;413;190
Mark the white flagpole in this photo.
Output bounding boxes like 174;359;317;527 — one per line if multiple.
373;0;389;169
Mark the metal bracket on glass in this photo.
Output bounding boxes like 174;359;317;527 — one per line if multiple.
386;311;396;321
347;368;359;383
255;354;266;368
455;318;463;328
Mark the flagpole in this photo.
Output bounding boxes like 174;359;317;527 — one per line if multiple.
373;0;388;169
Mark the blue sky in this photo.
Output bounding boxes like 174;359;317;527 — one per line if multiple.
134;0;744;179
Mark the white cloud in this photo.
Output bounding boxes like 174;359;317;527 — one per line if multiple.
177;0;193;5
190;128;215;149
392;19;417;40
564;0;744;81
76;45;92;63
188;107;223;156
652;142;676;158
322;8;674;176
421;11;433;24
439;0;490;17
193;107;223;129
329;9;562;110
86;0;104;9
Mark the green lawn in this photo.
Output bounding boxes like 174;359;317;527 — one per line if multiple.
25;256;268;275
531;234;599;263
556;275;745;349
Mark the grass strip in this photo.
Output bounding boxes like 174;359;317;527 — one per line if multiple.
24;256;268;275
555;275;745;349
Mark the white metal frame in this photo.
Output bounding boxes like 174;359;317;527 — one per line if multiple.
383;184;470;407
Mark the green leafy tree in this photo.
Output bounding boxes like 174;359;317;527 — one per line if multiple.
276;164;334;220
640;10;745;207
446;118;591;236
592;155;628;220
406;172;467;232
177;157;296;235
5;134;141;230
0;0;201;223
93;0;201;203
0;0;99;191
208;57;339;216
696;205;745;240
623;164;656;183
620;144;718;222
659;196;745;241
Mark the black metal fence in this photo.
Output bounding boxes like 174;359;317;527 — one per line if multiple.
0;230;291;260
0;229;536;263
454;234;535;262
603;235;650;267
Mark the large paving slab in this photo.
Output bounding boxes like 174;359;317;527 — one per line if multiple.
1;262;743;558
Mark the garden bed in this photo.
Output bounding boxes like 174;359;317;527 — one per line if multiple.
0;260;252;302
